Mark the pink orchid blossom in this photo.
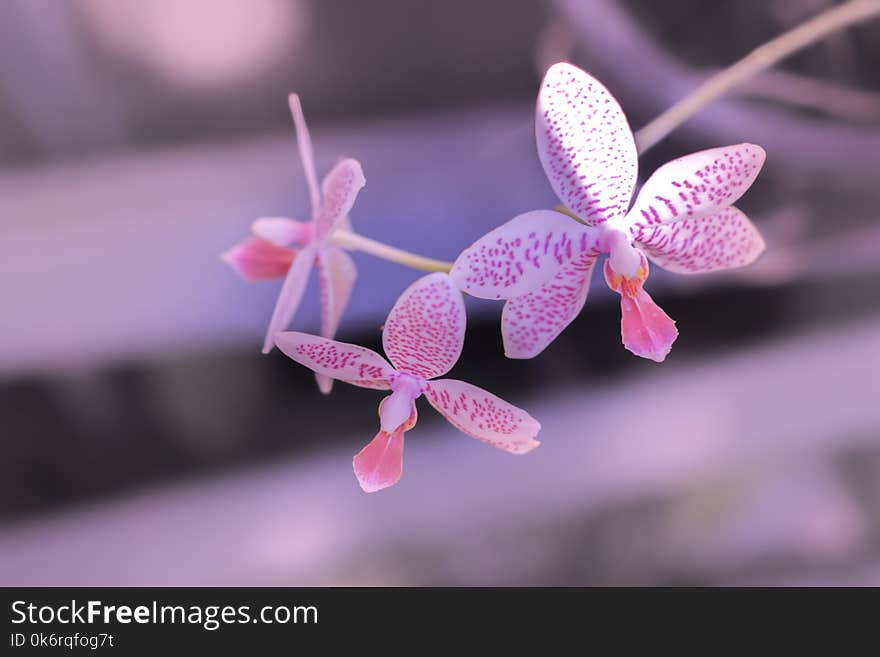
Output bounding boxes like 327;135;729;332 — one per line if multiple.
274;273;541;492
222;94;366;392
451;62;766;362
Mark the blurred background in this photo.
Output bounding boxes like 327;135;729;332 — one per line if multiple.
1;0;879;586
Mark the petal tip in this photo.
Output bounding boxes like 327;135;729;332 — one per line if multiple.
352;430;405;493
544;61;575;78
619;289;679;363
220;248;239;270
221;238;295;281
330;158;366;193
354;475;395;494
316;373;333;395
271;330;296;355
503;347;540;360
263;331;285;354
502;328;550;360
516;438;541;455
624;322;678;362
755;231;768;258
220;245;254;281
747;142;767;161
348;158;367;187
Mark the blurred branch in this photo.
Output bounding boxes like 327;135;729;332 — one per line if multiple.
534;16;575;75
731;69;880;123
634;0;880;152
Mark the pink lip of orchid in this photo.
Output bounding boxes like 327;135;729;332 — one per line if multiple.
221;93;366;393
273;273;542;493
450;62;767;362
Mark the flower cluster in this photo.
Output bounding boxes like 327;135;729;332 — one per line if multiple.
451;63;766;361
223;94;364;393
223;62;766;492
275;273;540;492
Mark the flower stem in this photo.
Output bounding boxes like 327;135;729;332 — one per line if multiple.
634;0;880;153
332;229;453;273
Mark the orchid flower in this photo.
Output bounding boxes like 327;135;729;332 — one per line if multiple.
450;63;766;362
222;94;366;393
274;273;541;492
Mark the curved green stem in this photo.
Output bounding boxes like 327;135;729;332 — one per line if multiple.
331;230;453;273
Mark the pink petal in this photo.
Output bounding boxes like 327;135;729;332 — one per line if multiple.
274;332;393;389
635;206;766;274
353;403;417;493
314;159;366;241
604;257;676;362
288;94;321;216
383;273;465;379
221;237;296;281
315;247;358;394
261;244;316;353
252;217;311;247
501;250;598;359
536;62;638;224
352;428;406;493
450;210;597;300
424;379;541;454
619;288;678;362
317;247;357;338
627;144;765;231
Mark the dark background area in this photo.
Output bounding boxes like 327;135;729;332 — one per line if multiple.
1;0;879;585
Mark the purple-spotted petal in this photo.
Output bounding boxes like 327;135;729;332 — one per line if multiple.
450;210;597;300
274;332;394;389
382;273;465;380
353;402;417;493
261;243;316;353
424;379;541;454
222;237;296;281
536;62;638;224
501;250;598;359
635;206;766;274
315;246;358;394
252;217;311;247
626;144;765;231
604;260;678;362
314;159;366;241
619;287;678;363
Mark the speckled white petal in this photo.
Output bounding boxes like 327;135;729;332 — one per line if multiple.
451;210;598;300
315;247;358;394
274;332;393;389
501;250;598;359
261;243;316;353
314;159;366;241
627;144;765;232
382;273;465;380
536;62;638;225
635;206;766;274
425;379;540;454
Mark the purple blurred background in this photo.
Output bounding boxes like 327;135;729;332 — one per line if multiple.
1;0;879;585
